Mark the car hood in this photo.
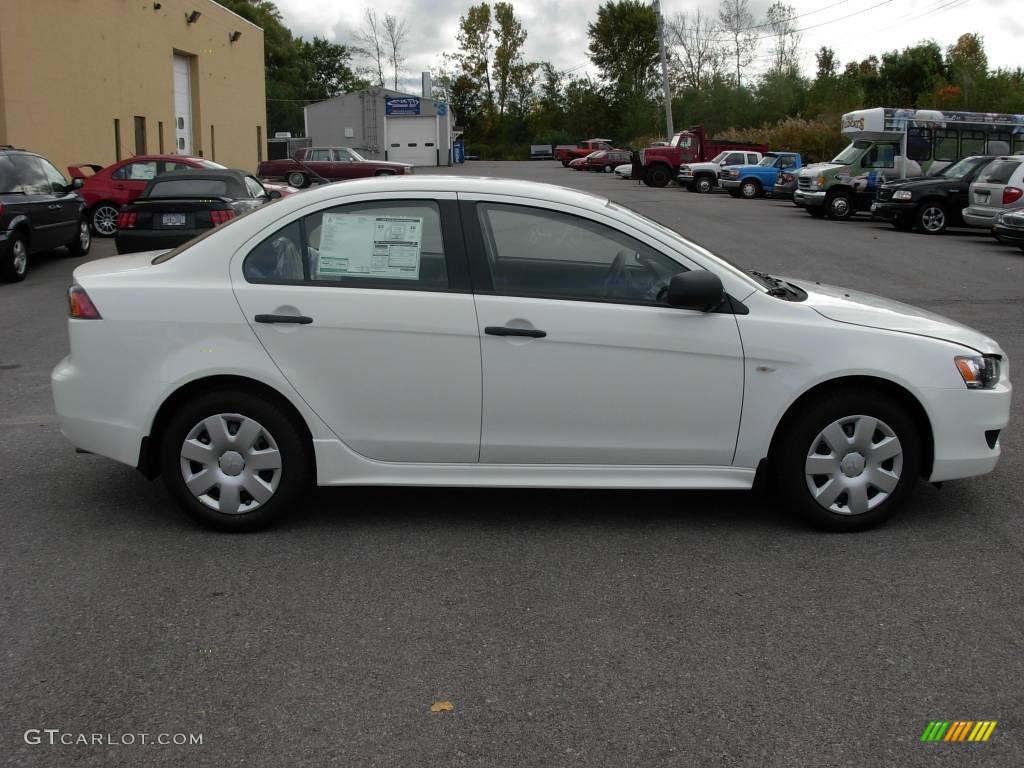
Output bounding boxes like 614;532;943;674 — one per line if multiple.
799;162;843;175
881;176;949;191
784;277;1001;354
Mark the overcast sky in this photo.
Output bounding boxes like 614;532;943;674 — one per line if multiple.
274;0;1022;94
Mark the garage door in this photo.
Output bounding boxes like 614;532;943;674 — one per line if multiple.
386;116;438;166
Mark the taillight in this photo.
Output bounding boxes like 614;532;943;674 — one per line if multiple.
68;284;102;319
1002;187;1023;205
210;209;236;226
116;211;137;229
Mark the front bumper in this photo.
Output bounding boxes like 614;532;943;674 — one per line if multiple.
962;206;1000;229
793;189;826;208
719;179;741;190
924;379;1012;482
870;200;916;221
993;224;1024;245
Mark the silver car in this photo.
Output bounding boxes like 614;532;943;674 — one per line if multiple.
962;156;1024;229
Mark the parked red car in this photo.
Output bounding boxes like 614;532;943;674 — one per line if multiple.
580;149;633;173
256;147;412;188
70;155;224;236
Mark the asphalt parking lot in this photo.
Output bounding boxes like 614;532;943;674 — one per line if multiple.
2;161;1021;767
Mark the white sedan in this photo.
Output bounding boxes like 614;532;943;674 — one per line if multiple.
614;163;634;178
52;176;1011;532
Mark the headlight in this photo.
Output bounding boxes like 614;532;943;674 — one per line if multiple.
955;355;1001;389
679;165;690;173
892;190;913;201
724;170;737;178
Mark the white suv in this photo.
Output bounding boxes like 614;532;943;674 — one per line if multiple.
963;155;1024;229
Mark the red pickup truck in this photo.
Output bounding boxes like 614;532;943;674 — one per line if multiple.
638;127;767;187
257;146;412;188
554;139;616;167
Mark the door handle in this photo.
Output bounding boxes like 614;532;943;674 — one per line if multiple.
254;314;313;324
485;326;546;338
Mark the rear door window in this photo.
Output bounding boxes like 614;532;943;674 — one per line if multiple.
9;155;49;195
308;149;332;161
978;159;1022;184
0;156;20;193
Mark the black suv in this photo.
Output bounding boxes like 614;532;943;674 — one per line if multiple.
0;146;90;282
871;155;996;235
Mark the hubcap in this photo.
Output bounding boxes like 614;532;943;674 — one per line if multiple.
12;240;27;275
179;413;282;515
93;206;119;236
743;183;756;197
79;221;91;249
804;415;903;516
831;197;850;217
922;206;945;231
288;173;304;187
698;179;711;192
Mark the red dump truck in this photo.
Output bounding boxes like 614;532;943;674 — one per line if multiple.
554;139;616;166
638;126;768;187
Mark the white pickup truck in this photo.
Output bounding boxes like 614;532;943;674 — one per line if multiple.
678;150;764;193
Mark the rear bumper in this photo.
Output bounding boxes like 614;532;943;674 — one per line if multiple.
52;355;143;468
793;190;826;208
962;207;1000;229
115;230;201;254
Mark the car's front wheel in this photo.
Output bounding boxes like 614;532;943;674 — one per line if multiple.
694;175;715;193
740;179;761;199
826;190;855;220
915;202;947;234
90;203;120;237
160;390;311;531
776;390;921;532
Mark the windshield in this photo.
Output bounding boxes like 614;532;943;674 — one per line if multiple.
939;156;986;179
832;141;871;165
671;134;693;149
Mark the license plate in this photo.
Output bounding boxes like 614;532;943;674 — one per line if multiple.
976;193;989;203
162;213;186;226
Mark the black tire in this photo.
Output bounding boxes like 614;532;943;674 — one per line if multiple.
646;165;671;187
66;218;92;257
826;190;855;220
740;179;761;199
286;172;308;188
159;390;312;532
1;230;28;282
90;202;120;237
694;175;715;194
915;201;947;234
805;207;826;218
775;389;921;532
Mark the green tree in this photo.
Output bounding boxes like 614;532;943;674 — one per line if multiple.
300;37;365;99
493;3;527;118
456;3;495;120
865;42;946;107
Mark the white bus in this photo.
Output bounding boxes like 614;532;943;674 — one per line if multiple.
794;107;1024;219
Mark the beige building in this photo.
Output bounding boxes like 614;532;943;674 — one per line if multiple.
0;0;266;175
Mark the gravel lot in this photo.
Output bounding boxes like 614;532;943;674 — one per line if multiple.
1;161;1021;767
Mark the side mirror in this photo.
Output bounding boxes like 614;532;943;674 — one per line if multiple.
268;189;282;199
70;177;84;191
666;270;725;312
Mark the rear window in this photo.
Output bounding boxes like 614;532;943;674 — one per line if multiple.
978;159;1022;185
0;156;18;193
147;179;229;197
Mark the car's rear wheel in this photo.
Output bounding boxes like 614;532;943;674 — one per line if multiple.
695;175;715;193
286;172;308;188
740;179;761;199
90;203;120;237
160;390;311;531
1;231;28;282
915;202;947;234
776;390;920;532
67;218;91;257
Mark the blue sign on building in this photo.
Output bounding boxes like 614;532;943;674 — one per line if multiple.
436;103;448;116
385;96;421;116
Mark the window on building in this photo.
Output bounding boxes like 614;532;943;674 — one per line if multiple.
114;119;122;162
158;121;165;154
134;116;147;155
210;125;216;162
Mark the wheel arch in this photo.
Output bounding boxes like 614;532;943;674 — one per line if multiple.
137;374;316;481
764;375;934;479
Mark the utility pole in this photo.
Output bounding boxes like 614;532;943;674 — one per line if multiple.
653;0;674;142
